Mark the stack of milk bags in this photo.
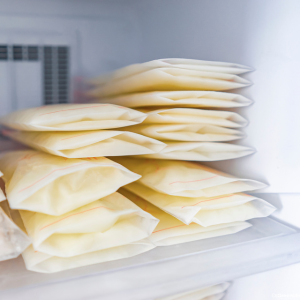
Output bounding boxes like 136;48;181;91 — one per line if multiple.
0;59;276;275
88;58;255;161
0;104;164;273
87;59;275;247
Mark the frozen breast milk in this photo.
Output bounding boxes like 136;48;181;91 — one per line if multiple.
20;192;158;273
20;192;158;257
157;282;230;300
0;151;140;215
112;157;267;197
122;124;243;142
0;103;146;131
120;188;251;246
123;182;275;226
23;239;155;273
96;91;252;108
4;129;166;158
88;68;250;98
90;58;251;85
136;142;254;161
140;108;247;128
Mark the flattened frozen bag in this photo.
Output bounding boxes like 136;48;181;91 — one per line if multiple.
19;192;158;272
113;157;267;197
0;151;140;215
120;188;251;246
140;108;247;128
23;239;155;273
124;124;243;142
21;192;158;273
4;129;166;158
123;182;275;226
136;142;254;161
158;282;231;300
0;103;146;131
88;68;250;98
96;91;252;108
90;58;251;85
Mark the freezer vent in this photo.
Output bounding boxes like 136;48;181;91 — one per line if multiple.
0;44;70;104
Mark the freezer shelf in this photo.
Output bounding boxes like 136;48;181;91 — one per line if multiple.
0;217;299;300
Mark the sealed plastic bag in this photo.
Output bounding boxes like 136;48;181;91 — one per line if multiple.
96;91;252;108
120;188;251;246
136;142;254;161
0;151;140;215
140;108;247;128
157;282;230;300
0;199;31;261
0;103;146;131
122;124;243;142
90;58;251;85
88;68;250;98
113;158;267;197
122;182;275;226
3;129;166;158
23;239;155;273
0;206;31;261
20;192;158;257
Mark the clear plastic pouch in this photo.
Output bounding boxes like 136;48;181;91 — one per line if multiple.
95;91;252;108
20;192;158;257
112;158;266;197
4;129;166;158
122;182;275;226
0;103;146;131
136;142;253;161
0;151;140;215
140;108;247;128
122;124;243;142
90;58;251;85
89;68;250;98
157;282;230;300
120;188;251;246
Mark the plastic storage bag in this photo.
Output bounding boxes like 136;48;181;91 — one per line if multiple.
122;182;275;226
136;142;254;161
0;206;31;261
0;103;146;131
90;58;251;85
3;129;166;158
140;108;247;128
95;91;252;108
23;239;155;273
120;188;251;246
157;282;230;300
19;192;158;257
0;151;140;215
112;158;267;197
122;124;243;142
88;68;250;98
0;184;31;262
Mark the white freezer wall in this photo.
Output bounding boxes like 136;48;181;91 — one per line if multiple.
0;0;299;193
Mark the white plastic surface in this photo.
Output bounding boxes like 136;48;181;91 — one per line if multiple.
0;217;299;300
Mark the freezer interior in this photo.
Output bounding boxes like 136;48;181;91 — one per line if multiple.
0;0;299;299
